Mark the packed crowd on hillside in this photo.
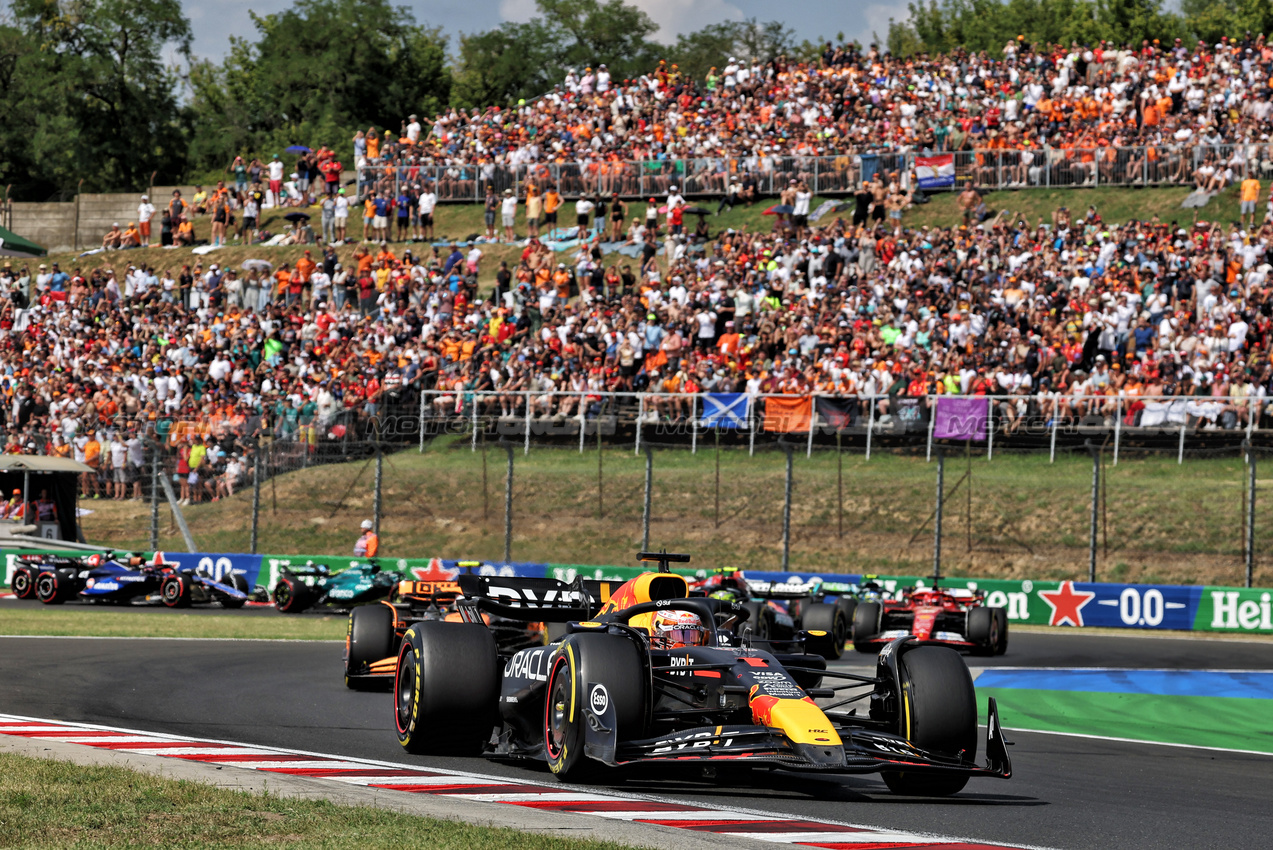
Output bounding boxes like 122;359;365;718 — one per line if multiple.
356;35;1273;196
2;41;1273;502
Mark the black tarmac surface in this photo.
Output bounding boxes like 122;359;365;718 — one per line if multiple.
2;629;1270;849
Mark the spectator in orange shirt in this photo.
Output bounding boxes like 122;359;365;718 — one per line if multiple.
1240;176;1260;228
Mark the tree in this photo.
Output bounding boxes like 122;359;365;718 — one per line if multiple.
669;18;797;82
185;0;451;174
3;0;191;197
450;0;659;107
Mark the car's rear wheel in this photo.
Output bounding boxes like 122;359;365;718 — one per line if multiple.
801;602;849;660
993;607;1009;655
273;575;314;614
346;604;396;690
544;633;646;782
852;602;882;652
836;595;858;626
35;570;72;605
160;575;192;608
11;567;36;600
966;607;998;656
882;645;977;797
395;621;499;754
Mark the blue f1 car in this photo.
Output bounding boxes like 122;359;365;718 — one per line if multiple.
158;568;251;609
32;552;167;605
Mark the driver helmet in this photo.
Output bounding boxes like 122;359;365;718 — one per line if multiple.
650;609;707;649
87;554;103;568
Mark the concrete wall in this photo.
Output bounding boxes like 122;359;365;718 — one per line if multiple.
8;203;77;254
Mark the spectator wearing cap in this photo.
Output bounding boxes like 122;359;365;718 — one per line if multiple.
101;223;123;250
137;195;156;247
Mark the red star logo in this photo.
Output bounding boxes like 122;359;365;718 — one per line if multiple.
1038;581;1097;627
410;559;457;581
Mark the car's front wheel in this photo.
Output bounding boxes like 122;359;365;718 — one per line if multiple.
882;645;977;797
395;621;499;754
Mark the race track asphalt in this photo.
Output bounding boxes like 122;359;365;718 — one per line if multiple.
2;629;1270;849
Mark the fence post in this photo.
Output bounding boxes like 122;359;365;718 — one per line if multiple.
1178;421;1186;465
748;396;756;457
504;442;514;562
1113;397;1122;466
579;394;587;454
691;398;698;455
149;441;160;551
866;396;875;461
250;440;261;555
418;390;426;453
714;429;721;528
635;394;643;456
524;390;532;455
1049;415;1058;463
472;394;479;452
781;441;794;572
986;399;994;461
836;433;844;539
933;448;944;580
926;399;935;462
641;446;652;551
597;420;603;519
806;396;815;458
1246;441;1256;588
1088;441;1099;583
373;438;383;537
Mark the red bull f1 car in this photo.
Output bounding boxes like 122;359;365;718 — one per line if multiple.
852;583;1008;656
391;552;1012;796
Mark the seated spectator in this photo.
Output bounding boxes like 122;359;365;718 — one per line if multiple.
101;223;123;250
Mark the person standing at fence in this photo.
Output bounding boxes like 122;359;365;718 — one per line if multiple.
1240;174;1260;229
354;519;379;558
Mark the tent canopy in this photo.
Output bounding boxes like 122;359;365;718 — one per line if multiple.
0;225;47;258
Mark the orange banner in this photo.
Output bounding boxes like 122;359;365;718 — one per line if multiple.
763;396;812;433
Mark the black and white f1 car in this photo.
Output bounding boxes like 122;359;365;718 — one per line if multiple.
392;552;1011;796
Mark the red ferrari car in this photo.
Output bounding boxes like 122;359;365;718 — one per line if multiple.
852;585;1008;655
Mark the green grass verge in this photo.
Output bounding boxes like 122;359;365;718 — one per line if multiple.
978;688;1273;754
80;443;1271;588
0;606;347;640
36;183;1246;299
0;751;633;849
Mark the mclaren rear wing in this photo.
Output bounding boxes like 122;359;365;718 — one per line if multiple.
454;574;621;622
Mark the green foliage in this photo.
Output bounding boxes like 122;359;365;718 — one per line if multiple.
1;0;191;199
888;0;1190;56
668;18;798;81
451;0;659;107
185;0;450;173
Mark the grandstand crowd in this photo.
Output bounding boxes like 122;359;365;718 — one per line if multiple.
2;37;1273;502
359;35;1273;195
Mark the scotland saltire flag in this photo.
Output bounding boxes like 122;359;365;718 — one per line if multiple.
701;393;750;429
915;154;955;190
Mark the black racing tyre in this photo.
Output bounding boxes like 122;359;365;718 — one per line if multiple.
35;570;71;605
11;566;36;600
993;607;1009;655
836;596;858;625
544;633;646;782
273;575;314;614
882;645;977;797
741;602;773;641
852;602;882;652
395;621;499;755
800;602;849;660
966;607;997;656
220;575;250;610
346;604;396;690
160;575;193;608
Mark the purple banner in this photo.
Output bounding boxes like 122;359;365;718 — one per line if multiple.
933;396;989;441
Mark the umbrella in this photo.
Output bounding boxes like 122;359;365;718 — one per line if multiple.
284;211;311;222
763;204;794;216
285;145;312;154
241;259;273;272
810;200;851;222
682;206;711;216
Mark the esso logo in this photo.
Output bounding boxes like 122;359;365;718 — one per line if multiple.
589;684;609;714
197;557;235;582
